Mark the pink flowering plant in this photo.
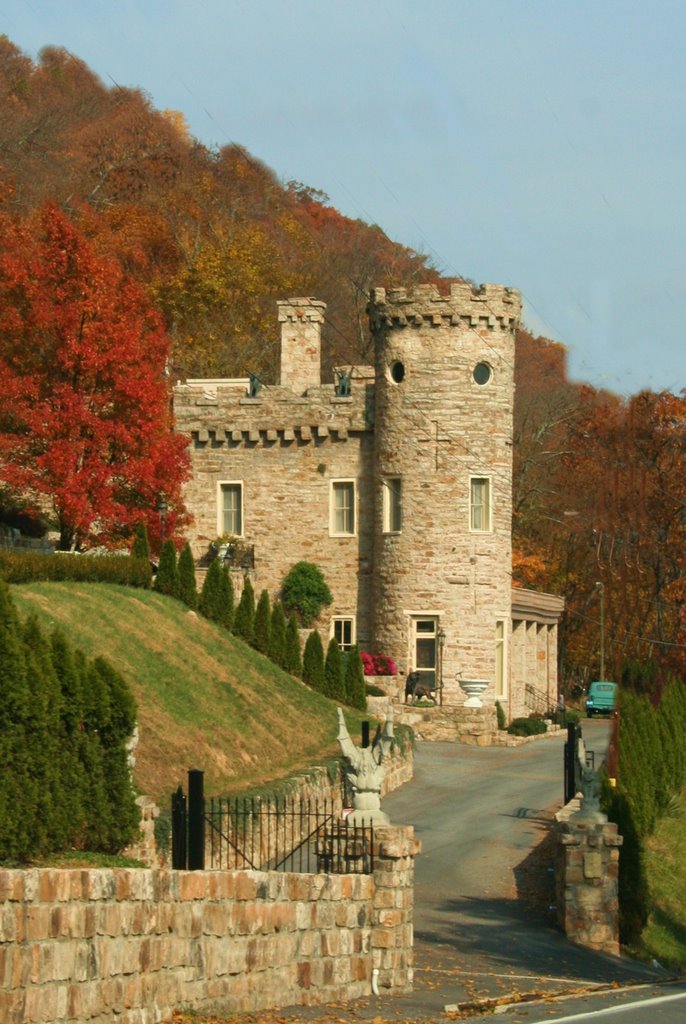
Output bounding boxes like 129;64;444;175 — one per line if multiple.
361;652;398;676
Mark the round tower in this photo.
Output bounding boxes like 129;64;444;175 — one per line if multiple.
369;282;521;706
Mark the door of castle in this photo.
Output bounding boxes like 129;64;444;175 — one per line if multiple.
412;617;438;693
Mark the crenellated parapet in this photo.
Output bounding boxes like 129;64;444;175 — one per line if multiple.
367;282;521;332
173;374;373;450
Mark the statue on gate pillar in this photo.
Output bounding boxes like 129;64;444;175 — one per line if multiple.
336;707;394;824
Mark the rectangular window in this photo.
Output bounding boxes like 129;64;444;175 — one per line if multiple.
412;617;437;692
383;477;402;533
470;477;491;532
331;480;356;536
495;620;507;699
332;617;355;652
219;482;243;536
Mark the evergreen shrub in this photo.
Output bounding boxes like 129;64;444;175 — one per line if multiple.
234;577;256;643
0;581;138;862
154;540;179;597
302;629;325;693
268;600;286;667
345;645;367;710
177;543;198;610
284;615;302;676
324;638;345;700
253;589;271;654
507;716;547;737
281;561;332;626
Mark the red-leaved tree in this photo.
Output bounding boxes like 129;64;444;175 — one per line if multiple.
0;201;189;550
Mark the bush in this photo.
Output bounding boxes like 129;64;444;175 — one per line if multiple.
365;683;386;697
507;716;548;737
361;651;398;676
154;540;179;597
0;550;151;587
324;638;345;700
281;562;332;626
283;614;302;676
0;581;139;861
253;589;271;654
177;543;198;610
302;629;325;693
131;523;152;587
199;559;234;629
345;645;367;710
234;577;256;644
268;599;286;667
495;700;507;730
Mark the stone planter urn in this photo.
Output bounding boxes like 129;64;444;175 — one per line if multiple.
459;679;489;707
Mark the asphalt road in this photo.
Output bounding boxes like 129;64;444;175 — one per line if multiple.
377;719;667;1016
289;720;672;1023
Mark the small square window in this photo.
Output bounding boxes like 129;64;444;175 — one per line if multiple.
470;477;491;532
383;477;402;533
219;482;243;536
331;481;356;536
332;617;355;652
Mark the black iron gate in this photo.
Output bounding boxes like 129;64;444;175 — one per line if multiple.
563;722;596;804
171;770;374;874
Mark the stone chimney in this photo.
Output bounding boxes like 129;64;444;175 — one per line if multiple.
278;298;326;395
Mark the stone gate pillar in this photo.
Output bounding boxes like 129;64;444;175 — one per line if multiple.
556;816;623;956
371;826;421;992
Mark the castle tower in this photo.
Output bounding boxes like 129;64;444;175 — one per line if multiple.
369;282;521;706
278;298;326;394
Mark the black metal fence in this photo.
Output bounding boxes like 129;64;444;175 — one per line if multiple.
171;770;374;875
563;721;595;804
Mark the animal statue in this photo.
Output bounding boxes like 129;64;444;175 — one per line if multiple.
404;671;437;705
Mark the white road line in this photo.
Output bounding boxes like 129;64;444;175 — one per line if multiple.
519;988;686;1022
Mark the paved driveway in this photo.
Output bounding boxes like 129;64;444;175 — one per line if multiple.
378;721;664;1014
288;721;667;1022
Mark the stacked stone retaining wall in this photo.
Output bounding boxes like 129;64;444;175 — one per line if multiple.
0;827;419;1024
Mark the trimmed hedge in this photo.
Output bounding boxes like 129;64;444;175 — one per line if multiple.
507;715;548;737
0;550;152;587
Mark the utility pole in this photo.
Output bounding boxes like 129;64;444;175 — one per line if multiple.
595;581;605;679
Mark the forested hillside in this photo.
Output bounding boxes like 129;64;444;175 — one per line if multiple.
2;36;686;688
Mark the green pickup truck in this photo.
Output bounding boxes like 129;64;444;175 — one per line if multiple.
585;680;617;717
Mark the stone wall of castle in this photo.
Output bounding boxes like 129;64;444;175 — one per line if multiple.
369;283;519;704
173;286;565;714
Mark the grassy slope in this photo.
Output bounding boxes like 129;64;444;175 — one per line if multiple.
12;583;359;805
640;792;686;970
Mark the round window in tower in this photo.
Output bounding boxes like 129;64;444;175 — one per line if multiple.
390;360;406;384
473;362;492;386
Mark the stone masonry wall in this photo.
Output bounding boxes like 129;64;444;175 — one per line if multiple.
554;801;622;956
0;826;419;1024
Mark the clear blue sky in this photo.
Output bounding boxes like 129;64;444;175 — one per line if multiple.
4;0;686;396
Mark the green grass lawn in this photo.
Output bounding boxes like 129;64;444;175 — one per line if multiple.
640;791;686;971
11;582;367;805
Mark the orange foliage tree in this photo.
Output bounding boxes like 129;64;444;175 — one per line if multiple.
0;201;189;550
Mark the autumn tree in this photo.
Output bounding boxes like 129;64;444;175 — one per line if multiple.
0;202;189;550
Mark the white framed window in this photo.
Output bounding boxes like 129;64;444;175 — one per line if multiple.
332;616;356;653
410;617;438;692
495;619;507;699
470;477;492;532
218;481;243;536
383;477;402;533
330;480;356;536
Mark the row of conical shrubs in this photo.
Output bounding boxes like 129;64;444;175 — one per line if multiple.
146;530;366;710
0;580;139;863
602;667;686;944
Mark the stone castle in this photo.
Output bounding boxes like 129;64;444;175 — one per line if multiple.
173;283;563;717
